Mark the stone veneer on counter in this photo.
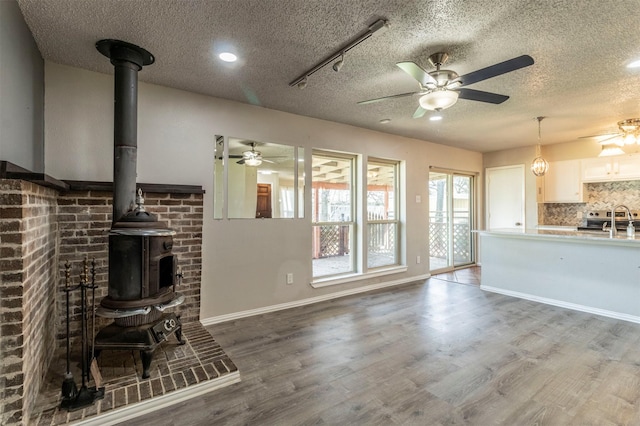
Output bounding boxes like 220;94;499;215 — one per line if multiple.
540;180;640;226
0;173;204;425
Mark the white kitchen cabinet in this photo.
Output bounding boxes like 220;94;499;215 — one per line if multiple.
543;159;586;203
581;154;640;182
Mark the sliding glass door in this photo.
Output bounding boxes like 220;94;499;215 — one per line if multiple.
428;171;475;272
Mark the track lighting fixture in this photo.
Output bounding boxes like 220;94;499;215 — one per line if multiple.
289;18;389;88
332;54;344;72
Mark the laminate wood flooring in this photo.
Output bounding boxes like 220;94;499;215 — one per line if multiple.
123;274;640;425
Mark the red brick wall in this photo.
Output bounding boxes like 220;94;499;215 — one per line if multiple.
1;180;58;425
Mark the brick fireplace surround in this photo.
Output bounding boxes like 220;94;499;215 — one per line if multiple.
0;161;205;424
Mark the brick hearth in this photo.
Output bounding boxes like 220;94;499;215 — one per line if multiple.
30;322;238;425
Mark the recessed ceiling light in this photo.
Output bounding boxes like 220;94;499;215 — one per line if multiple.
627;59;640;69
379;118;391;124
430;115;443;121
219;52;238;62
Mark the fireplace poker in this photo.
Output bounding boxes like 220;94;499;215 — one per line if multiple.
60;261;78;401
89;258;103;388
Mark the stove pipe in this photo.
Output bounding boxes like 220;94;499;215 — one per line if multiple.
96;39;155;223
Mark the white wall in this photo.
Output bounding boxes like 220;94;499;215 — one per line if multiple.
0;0;44;172
44;62;483;321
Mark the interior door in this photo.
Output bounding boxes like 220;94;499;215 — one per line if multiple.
486;165;525;230
256;183;272;218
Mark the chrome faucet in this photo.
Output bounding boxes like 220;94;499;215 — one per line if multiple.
610;204;633;237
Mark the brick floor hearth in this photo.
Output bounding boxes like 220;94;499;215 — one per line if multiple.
30;322;240;425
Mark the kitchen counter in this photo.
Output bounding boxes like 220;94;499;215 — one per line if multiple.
479;228;639;247
478;229;640;323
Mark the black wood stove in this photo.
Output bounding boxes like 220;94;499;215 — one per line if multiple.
93;39;184;379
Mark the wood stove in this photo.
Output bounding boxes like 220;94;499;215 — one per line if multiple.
93;39;184;379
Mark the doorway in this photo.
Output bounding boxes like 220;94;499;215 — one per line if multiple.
256;183;272;218
429;171;475;273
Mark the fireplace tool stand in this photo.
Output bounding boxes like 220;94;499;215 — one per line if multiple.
60;259;105;411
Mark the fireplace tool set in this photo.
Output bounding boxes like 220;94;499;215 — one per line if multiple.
60;259;105;411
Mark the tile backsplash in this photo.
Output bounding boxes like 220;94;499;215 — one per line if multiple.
540;180;640;226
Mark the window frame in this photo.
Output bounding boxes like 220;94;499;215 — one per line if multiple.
311;150;357;279
365;157;400;270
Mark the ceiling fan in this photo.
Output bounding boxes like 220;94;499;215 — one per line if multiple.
228;142;271;166
358;52;534;118
580;118;640;146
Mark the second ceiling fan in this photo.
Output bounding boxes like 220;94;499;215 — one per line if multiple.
358;52;534;118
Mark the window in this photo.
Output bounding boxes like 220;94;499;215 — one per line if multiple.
366;159;399;268
311;151;403;282
311;152;355;278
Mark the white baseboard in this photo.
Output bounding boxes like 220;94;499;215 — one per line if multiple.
481;285;640;324
201;274;432;326
74;372;240;426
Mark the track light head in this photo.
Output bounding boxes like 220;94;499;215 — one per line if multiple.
297;77;308;89
332;55;344;72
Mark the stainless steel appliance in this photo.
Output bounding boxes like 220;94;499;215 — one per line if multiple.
577;210;639;232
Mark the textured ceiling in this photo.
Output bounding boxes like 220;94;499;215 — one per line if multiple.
16;0;640;153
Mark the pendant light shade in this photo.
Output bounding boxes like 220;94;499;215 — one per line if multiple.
531;116;549;177
531;155;549;176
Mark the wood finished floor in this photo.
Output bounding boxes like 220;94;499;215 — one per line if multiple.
124;271;640;425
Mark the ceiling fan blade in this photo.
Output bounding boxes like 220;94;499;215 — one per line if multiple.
595;135;622;144
396;62;437;86
458;55;534;87
578;133;619;139
236;159;245;164
413;106;427;119
357;91;421;105
263;159;275;164
456;88;509;104
229;154;244;158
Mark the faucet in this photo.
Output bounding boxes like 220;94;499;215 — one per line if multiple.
610;205;633;237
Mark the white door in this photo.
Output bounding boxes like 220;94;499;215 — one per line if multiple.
486;165;525;230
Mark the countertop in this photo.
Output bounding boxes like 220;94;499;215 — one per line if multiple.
476;227;640;247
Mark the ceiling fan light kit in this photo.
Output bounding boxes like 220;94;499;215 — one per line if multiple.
618;118;640;144
244;157;262;166
418;90;459;111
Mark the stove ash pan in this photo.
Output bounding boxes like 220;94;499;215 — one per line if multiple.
101;227;178;311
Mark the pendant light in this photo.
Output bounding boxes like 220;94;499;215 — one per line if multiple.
531;116;549;176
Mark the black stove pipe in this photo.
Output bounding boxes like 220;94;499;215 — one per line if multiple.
96;40;154;224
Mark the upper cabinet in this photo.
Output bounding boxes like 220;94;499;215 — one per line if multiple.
581;154;640;182
543;159;586;203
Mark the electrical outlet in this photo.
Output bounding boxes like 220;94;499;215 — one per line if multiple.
577;211;583;219
416;256;421;264
286;273;294;285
